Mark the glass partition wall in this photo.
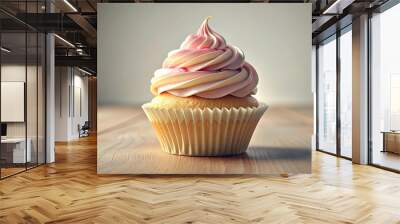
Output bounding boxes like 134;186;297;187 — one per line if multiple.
316;26;353;159
0;31;27;177
370;3;400;171
0;4;46;179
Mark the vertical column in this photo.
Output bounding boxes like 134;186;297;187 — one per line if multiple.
336;30;341;156
88;77;97;133
312;45;317;151
46;1;55;163
55;67;73;141
352;14;369;164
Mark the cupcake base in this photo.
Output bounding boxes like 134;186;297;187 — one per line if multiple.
142;103;268;156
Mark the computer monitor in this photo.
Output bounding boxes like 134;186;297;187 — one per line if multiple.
1;123;7;137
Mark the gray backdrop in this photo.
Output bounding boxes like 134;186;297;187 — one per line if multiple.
98;3;311;106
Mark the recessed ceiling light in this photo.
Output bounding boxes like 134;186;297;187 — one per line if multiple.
78;67;93;76
63;0;78;12
322;0;354;15
1;47;11;53
54;34;75;48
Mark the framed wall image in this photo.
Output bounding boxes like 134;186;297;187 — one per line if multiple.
97;3;312;175
1;81;25;122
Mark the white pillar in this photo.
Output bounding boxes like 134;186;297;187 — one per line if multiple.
45;0;56;163
55;67;74;141
46;32;55;163
352;14;369;164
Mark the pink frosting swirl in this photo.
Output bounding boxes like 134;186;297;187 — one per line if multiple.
151;17;258;99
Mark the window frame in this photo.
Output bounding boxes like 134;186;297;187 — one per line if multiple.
315;24;353;161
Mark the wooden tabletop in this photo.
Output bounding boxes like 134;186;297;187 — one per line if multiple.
97;105;312;174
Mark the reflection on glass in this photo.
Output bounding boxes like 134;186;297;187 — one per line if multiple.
340;29;352;158
318;37;337;154
27;31;38;169
0;2;46;179
1;32;28;177
38;33;46;165
371;3;400;171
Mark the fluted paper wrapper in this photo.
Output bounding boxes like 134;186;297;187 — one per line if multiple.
142;103;268;156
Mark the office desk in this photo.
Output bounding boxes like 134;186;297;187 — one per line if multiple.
1;138;31;164
382;131;400;154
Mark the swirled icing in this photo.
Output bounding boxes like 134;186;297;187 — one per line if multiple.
151;17;258;99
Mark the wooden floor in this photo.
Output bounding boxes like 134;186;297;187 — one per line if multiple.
98;106;311;174
0;135;400;223
1;163;45;178
0;167;26;178
373;151;400;171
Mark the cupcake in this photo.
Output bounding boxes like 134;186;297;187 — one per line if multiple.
142;17;268;156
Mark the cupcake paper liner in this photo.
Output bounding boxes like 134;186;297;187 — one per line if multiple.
142;103;268;156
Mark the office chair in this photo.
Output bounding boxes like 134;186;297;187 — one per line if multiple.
79;121;90;138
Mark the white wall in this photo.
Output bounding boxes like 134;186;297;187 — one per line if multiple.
1;65;26;81
55;67;89;141
72;74;89;138
98;3;312;106
55;67;69;141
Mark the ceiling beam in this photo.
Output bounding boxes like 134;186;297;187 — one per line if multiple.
55;55;96;70
10;13;83;32
322;0;355;14
312;15;335;33
67;13;97;39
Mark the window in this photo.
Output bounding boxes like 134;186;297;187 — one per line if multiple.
370;3;400;171
316;25;353;159
317;36;337;154
339;28;352;158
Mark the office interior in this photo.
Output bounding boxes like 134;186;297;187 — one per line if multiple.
314;0;400;172
0;0;400;222
0;0;97;179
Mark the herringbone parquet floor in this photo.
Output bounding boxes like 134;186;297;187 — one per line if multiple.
1;136;400;223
